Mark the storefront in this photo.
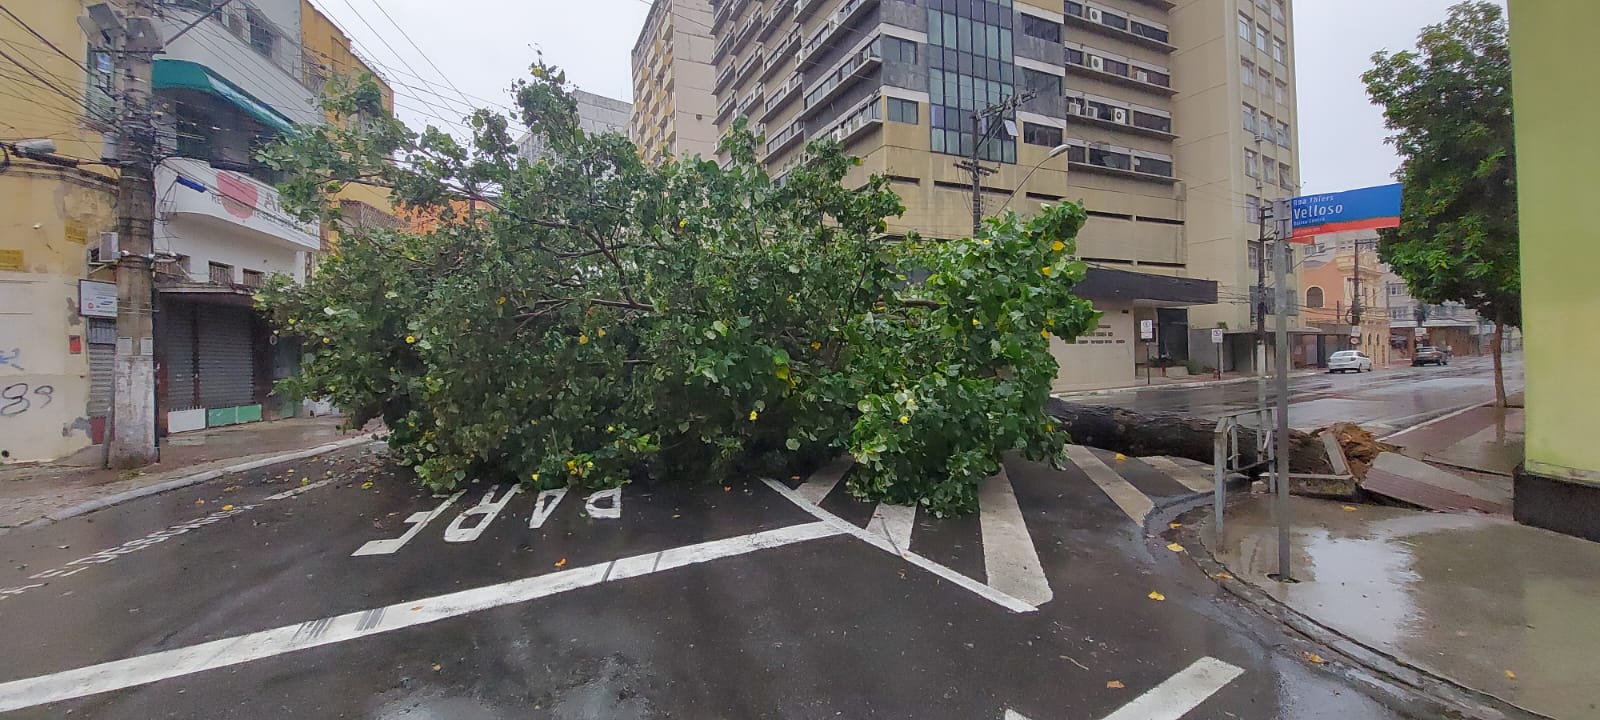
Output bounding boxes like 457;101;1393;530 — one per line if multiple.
1049;267;1218;391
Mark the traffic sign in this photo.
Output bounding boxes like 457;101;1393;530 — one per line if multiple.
1211;329;1225;344
1139;320;1155;341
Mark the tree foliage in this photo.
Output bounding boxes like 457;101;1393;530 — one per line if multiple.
257;64;1099;516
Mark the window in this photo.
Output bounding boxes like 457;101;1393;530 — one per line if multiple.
1065;47;1084;66
1256;24;1269;52
1102;57;1130;77
1256;0;1270;9
927;3;1016;163
1089;147;1131;170
1130;110;1171;133
1259;112;1273;141
882;36;918;64
1260;67;1272;90
1241;59;1255;86
1023;122;1063;147
1065;1;1084;17
1276;120;1290;147
242;269;265;289
208;261;234;285
888;97;919;124
1134;65;1170;87
1134;155;1172;177
1306;287;1324;309
1130;21;1169;44
1279;162;1293;188
1244;149;1258;178
246;10;275;57
1275;79;1288;103
1066;145;1086;162
1273;0;1285;22
1021;15;1060;42
1248;243;1260;270
1242;104;1257;133
1100;10;1129;31
1245;194;1260;223
1238;13;1252;41
1020;67;1061;96
1272;37;1286;64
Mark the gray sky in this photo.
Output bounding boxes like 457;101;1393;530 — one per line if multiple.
306;0;1500;196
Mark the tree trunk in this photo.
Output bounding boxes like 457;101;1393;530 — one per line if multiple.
1492;318;1507;408
1045;400;1336;475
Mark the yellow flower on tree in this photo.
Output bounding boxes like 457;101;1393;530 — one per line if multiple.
405;335;416;344
322;337;330;344
678;218;688;228
1041;266;1053;276
496;296;507;305
899;415;910;425
1041;329;1050;338
578;334;590;345
749;410;759;421
811;341;822;350
1051;240;1065;252
597;328;606;337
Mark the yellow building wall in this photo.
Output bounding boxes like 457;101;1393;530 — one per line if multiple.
0;1;117;462
1510;0;1600;484
300;0;395;224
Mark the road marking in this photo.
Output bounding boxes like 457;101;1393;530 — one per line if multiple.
1139;456;1213;493
796;455;852;504
763;478;1037;613
0;521;842;713
978;468;1052;607
351;490;466;556
1005;656;1243;720
263;478;336;501
527;488;568;529
583;488;622;519
870;502;916;555
1065;445;1153;526
443;486;522;543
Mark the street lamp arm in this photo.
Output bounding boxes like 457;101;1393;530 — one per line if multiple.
999;144;1071;213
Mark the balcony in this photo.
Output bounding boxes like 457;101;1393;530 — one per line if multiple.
1064;101;1176;140
1063;3;1175;53
801;41;882;119
800;0;880;67
1065;54;1176;96
826;95;881;145
761;74;804;120
737;87;766;117
714;33;732;62
794;0;827;23
733;15;759;54
766;119;805;158
762;30;801;81
716;93;737;123
759;1;792;41
1068;158;1178;184
737;49;763;82
714;62;735;93
713;0;733;32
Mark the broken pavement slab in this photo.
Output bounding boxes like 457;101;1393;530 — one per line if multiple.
1363;451;1509;514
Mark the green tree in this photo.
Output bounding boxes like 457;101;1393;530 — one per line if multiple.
256;64;1099;516
1363;1;1518;406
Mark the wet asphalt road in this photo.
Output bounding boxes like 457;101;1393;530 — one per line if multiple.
1070;355;1523;433
0;440;1411;720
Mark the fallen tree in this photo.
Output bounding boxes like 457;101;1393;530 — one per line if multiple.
1044;399;1336;476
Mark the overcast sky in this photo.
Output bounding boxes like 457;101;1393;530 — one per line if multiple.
305;0;1502;196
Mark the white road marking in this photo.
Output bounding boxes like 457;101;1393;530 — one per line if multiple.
796;456;852;504
1004;656;1243;720
583;488;622;519
0;521;842;713
1099;656;1244;720
1140;456;1214;493
351;490;466;556
763;478;1037;613
443;486;522;543
527;488;568;529
978;468;1053;607
262;478;336;501
1065;445;1154;525
870;503;916;555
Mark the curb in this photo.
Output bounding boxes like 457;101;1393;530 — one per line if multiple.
1377;401;1490;442
1171;504;1550;720
7;434;380;532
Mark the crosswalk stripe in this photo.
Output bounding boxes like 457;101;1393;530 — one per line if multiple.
1140;456;1214;493
978;467;1052;607
870;503;916;555
797;456;852;505
1065;445;1154;525
1099;656;1244;720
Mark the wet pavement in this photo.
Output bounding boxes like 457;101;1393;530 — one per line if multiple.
1071;355;1523;434
1208;494;1600;720
0;445;1408;719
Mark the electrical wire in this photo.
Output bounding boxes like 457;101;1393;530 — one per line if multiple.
355;0;474;110
328;0;463;128
0;3;89;72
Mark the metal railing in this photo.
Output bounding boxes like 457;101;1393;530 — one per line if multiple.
1212;407;1274;534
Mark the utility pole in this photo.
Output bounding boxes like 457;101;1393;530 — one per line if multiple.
1270;198;1294;583
955;91;1034;237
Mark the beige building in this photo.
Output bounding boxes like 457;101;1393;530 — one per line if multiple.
631;0;720;162
637;0;1306;388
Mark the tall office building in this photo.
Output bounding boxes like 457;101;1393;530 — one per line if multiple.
518;90;634;162
631;0;720;162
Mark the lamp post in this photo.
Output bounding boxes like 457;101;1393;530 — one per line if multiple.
998;143;1072;213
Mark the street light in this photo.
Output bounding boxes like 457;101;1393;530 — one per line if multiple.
999;143;1071;212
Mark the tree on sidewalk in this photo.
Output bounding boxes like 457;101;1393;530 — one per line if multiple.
255;64;1099;516
1363;1;1519;406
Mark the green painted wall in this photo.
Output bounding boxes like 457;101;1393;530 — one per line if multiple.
1511;0;1600;484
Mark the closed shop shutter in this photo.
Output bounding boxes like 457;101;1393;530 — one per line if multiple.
159;300;200;411
197;304;256;409
86;318;116;417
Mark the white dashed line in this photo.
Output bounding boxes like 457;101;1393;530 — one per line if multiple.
978;467;1053;607
1065;445;1154;525
1140;456;1214;493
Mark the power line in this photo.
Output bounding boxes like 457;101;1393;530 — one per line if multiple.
330;0;464;130
0;3;89;72
355;0;473;110
0;44;76;103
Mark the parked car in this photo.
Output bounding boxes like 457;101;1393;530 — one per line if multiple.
1328;350;1374;373
1412;346;1449;367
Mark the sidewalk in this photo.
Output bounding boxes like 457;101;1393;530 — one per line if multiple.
1194;493;1597;719
1054;367;1321;398
0;416;379;529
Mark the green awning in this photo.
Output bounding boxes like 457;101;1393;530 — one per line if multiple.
152;59;296;134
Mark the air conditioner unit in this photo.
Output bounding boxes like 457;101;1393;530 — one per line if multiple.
1087;7;1103;22
1112;108;1128;123
1088;55;1104;71
1067;101;1084;116
1134;69;1150;82
94;232;118;262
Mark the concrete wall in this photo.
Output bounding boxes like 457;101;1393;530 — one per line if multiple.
159;0;319;126
1049;302;1135;392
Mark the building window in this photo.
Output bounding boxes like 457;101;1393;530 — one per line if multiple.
1134;65;1170;87
1023;122;1062;147
1242;104;1257;133
1256;24;1269;52
1276;120;1290;147
1130;110;1171;133
883;36;918;64
888;97;919;124
926;1;1016;163
242;269;265;289
1020;67;1061;96
1259;67;1272;90
1102;57;1130;77
1020;14;1060;42
1130;20;1169;44
1065;47;1083;66
1248;243;1260;270
246;10;275;58
1260;111;1273;137
1245;194;1260;223
1089;147;1132;170
1134;155;1172;177
208;261;234;285
1066;144;1086;163
1272;37;1286;64
1244;149;1258;178
1273;0;1285;22
1279;162;1293;188
1306;287;1324;309
1275;79;1288;103
1238;12;1252;41
1099;9;1129;31
1256;0;1270;9
1241;59;1255;86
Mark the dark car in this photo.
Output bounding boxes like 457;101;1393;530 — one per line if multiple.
1412;346;1449;366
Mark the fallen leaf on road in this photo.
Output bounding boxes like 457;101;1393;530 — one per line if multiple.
1169;522;1182;529
410;605;422;611
301;478;309;485
1303;652;1325;664
361;482;374;489
1106;680;1124;689
1505;670;1516;680
1148;591;1165;601
790;475;801;481
431;663;441;672
195;499;204;506
1114;453;1127;461
555;558;568;568
1166;542;1185;553
723;486;731;492
1214;572;1234;580
221;504;235;511
1342;505;1358;512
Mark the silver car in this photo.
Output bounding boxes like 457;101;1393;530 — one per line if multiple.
1327;350;1374;373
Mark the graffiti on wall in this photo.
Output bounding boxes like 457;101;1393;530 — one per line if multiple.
0;382;54;418
0;347;22;371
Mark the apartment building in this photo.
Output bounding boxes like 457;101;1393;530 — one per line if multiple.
518;90;633;162
631;0;720;162
1301;231;1389;367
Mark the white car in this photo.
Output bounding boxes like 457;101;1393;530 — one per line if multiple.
1327;350;1374;373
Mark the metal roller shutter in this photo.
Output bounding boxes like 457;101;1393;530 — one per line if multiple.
86;318;116;417
159;300;200;411
197;304;256;409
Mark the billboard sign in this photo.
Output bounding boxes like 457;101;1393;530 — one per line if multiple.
1289;183;1401;242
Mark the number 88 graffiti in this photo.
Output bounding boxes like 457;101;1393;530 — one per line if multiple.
0;383;54;417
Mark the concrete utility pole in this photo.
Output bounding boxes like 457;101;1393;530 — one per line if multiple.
1270;198;1294;583
955;91;1034;237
